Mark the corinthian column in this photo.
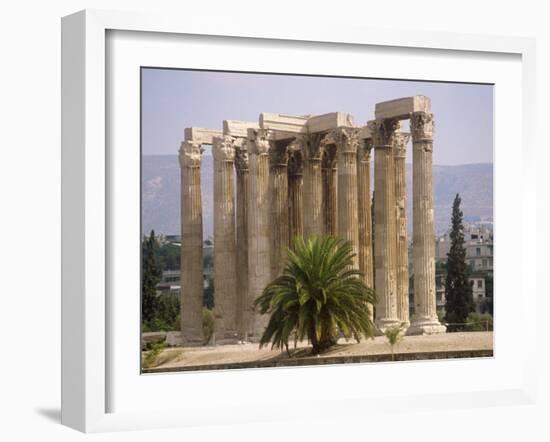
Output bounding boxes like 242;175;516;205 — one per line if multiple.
288;139;304;247
408;112;446;335
234;140;249;339
247;129;272;339
323;142;338;237
369;119;401;333
357;137;374;317
303;134;324;238
269;142;290;279
212;136;238;340
394;132;410;326
336;127;360;269
179;141;204;344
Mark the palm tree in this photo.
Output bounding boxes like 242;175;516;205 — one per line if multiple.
254;236;376;355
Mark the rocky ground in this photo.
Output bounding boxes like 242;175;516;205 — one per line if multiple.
143;331;493;372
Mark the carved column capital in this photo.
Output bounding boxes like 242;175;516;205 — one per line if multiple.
212;135;236;162
179;141;203;168
288;151;303;176
247;128;273;155
367;119;401;148
287;136;304;176
268;142;290;167
302;133;324;162
410;112;434;142
358;138;373;162
234;138;249;173
394;132;410;158
333;127;360;154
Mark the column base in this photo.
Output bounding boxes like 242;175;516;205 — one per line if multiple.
406;317;446;335
180;333;205;347
375;318;403;335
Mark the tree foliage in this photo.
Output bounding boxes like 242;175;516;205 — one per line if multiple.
465;312;493;332
254;236;376;355
444;194;475;331
142;230;162;323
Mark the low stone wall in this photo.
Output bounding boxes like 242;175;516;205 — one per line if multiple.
142;349;493;373
142;331;184;349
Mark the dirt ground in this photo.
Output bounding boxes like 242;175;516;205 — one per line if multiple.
146;331;493;370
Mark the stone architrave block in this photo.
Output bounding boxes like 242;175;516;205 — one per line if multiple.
259;113;308;136
223;120;259;138
375;95;431;121
184;127;223;145
307;112;354;133
359;125;372;140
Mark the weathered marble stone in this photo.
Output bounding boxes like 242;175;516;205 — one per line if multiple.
179;140;205;344
178;98;445;346
335;127;360;269
234;138;249;339
394;132;410;326
368;118;401;333
223;120;259;138
259;113;308;136
247;129;273;339
407;112;446;335
307;112;354;133
184;127;223;145
375;95;431;121
212;135;238;340
357;136;374;319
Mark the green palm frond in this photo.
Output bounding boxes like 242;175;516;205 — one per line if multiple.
254;235;377;355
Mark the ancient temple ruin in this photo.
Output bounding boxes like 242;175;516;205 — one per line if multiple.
179;95;446;344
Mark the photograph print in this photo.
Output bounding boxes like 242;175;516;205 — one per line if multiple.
140;68;494;373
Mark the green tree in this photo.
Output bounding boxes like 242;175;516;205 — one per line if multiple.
142;230;162;323
203;280;214;310
444;194;474;331
156;242;180;270
156;293;180;330
254;236;376;355
483;274;494;315
464;312;493;331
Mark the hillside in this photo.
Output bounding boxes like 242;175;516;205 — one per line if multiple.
142;155;493;237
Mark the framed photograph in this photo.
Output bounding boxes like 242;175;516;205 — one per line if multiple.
61;9;537;433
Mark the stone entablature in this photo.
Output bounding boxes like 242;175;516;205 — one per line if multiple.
179;96;445;343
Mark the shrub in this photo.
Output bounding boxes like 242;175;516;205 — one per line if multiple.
142;342;166;368
202;308;215;345
384;322;406;361
465;312;493;331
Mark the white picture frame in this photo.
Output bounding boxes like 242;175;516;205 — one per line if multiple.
61;9;537;433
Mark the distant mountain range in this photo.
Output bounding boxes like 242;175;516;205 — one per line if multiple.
142;155;493;238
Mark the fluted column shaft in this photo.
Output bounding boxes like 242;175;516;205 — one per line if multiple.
269;143;290;279
323;144;338;237
336;128;360;269
213;136;238;340
235;140;249;339
408;112;446;335
179;141;204;344
394;132;410;325
247;130;272;338
288;147;304;247
369;119;400;332
358;138;374;318
303;135;324;239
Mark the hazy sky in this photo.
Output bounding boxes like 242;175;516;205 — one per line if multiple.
141;68;493;165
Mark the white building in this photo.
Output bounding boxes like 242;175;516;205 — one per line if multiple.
436;222;493;272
